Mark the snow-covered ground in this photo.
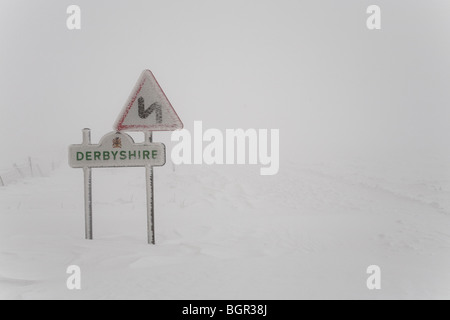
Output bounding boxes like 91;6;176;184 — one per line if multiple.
1;0;450;301
0;156;449;299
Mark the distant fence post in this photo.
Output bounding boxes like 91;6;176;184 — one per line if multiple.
1;157;58;185
14;164;24;178
36;164;43;177
29;157;33;177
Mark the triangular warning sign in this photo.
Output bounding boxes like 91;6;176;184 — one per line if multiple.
114;70;183;132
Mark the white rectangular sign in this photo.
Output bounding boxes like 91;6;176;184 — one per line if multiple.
69;131;165;168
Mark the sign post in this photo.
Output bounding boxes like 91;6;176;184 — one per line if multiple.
69;70;183;244
145;131;155;244
82;128;93;240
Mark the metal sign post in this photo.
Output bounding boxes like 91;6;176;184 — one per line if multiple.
145;131;155;244
82;128;93;240
69;70;183;244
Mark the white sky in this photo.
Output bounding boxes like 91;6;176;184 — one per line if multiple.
1;0;450;166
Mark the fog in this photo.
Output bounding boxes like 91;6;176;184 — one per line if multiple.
1;1;450;299
1;0;450;167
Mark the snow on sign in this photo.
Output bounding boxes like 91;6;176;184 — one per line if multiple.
69;131;165;168
114;70;183;132
69;70;183;245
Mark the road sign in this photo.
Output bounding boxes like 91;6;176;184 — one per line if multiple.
69;131;166;168
70;70;182;245
114;70;183;132
68;129;167;243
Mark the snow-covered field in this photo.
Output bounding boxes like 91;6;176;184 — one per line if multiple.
1;155;449;299
1;0;450;300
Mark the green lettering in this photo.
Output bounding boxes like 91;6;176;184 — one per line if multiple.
103;151;110;160
86;152;92;161
152;150;158;159
143;150;150;160
129;151;136;159
77;152;84;161
111;151;118;160
94;151;101;160
120;151;126;160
